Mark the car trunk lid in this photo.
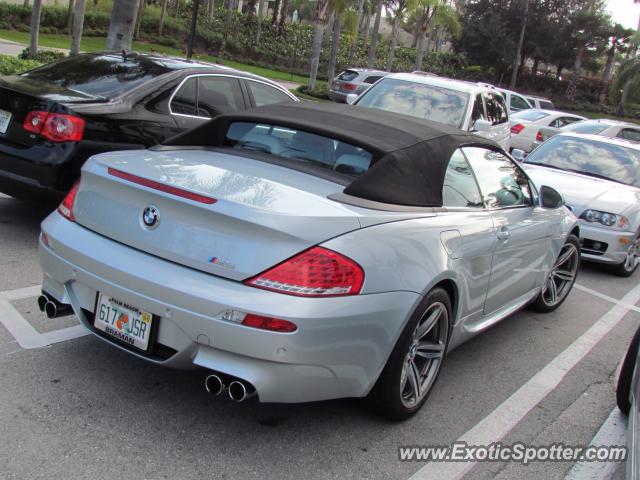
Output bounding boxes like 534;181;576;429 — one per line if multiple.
73;149;364;281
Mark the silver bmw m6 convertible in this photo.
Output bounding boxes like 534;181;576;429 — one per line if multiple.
38;102;579;419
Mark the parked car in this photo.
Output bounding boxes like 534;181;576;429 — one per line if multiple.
0;52;298;200
328;68;391;103
536;119;640;147
509;109;586;152
526;95;555;110
351;73;512;150
617;325;640;480
523;133;640;276
494;87;533;114
38;102;579;420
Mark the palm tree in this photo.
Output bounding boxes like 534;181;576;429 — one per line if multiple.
367;0;383;68
218;0;235;62
107;0;142;51
70;0;87;55
599;24;634;102
308;0;331;91
411;0;458;71
28;0;42;58
386;0;410;71
278;0;290;31
159;0;170;35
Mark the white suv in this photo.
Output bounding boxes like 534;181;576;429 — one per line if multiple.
351;73;511;150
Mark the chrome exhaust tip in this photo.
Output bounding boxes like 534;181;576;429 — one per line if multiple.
204;374;225;395
37;295;48;312
228;380;256;402
44;300;57;319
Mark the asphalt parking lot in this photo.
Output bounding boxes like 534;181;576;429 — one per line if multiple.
0;191;636;480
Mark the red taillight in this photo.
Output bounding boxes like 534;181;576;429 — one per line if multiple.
245;246;364;297
510;124;525;134
108;167;217;204
536;131;544;142
23;111;85;142
241;314;297;333
58;180;80;221
342;83;357;91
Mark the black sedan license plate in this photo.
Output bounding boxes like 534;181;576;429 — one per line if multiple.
94;293;153;351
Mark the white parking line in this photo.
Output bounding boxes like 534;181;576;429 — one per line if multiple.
408;282;640;480
575;284;640;314
564;407;628;480
0;284;88;349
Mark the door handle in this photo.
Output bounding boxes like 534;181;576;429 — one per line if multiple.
496;229;510;241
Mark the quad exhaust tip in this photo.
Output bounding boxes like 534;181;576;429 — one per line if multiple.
204;374;225;396
38;294;72;319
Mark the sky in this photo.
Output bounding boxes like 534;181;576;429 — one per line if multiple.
606;0;640;30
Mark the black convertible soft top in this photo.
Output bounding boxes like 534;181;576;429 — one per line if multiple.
164;102;500;207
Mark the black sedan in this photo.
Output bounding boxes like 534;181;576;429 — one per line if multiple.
0;52;298;200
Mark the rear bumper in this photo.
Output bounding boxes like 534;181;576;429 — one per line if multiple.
39;213;420;403
328;91;349;103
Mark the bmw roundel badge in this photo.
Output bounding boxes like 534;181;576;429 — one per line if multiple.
142;205;160;229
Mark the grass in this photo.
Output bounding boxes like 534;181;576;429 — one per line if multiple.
0;29;307;84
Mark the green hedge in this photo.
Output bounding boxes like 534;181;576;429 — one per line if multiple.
0;54;41;75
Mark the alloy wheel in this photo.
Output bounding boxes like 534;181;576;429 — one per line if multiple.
622;237;640;273
542;243;579;307
400;301;448;408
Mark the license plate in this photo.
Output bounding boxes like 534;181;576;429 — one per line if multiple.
94;293;153;351
0;109;11;134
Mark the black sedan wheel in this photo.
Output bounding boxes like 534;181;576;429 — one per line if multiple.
366;287;450;420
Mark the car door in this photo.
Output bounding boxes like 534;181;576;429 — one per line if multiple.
463;146;553;314
509;93;531;113
441;148;496;319
483;92;511;150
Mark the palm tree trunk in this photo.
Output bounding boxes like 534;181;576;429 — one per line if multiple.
414;32;425;70
255;0;266;43
23;0;29;6
277;0;289;32
271;0;281;25
617;79;632;116
245;0;256;24
599;44;616;102
566;45;585;101
134;0;145;39
218;0;234;63
67;0;76;34
362;10;371;48
207;0;215;20
510;0;529;88
107;0;141;51
309;19;325;92
327;15;341;82
159;0;169;35
28;0;42;57
70;0;86;55
387;13;399;72
174;0;180;16
367;0;382;68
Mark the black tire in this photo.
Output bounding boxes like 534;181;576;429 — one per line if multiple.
617;327;640;416
365;287;451;421
529;234;580;313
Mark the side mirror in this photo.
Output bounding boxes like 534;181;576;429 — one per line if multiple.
511;149;526;162
472;119;492;133
346;93;358;105
540;185;564;209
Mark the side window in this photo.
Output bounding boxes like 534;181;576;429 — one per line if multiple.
462;147;532;208
539;100;555;110
550;117;577;128
363;75;383;84
170;77;198;116
618;129;640;143
247;80;293;107
442;149;483;208
197;76;243;118
510;95;530;111
471;94;486;125
484;93;508;125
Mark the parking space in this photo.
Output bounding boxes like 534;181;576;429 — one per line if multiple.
0;191;635;480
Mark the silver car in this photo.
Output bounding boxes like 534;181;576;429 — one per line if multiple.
328;68;391;103
523;133;640;276
38;103;579;419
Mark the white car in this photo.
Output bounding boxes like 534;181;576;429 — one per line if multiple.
509;109;586;153
526;95;555;110
350;73;512;150
537;118;640;146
